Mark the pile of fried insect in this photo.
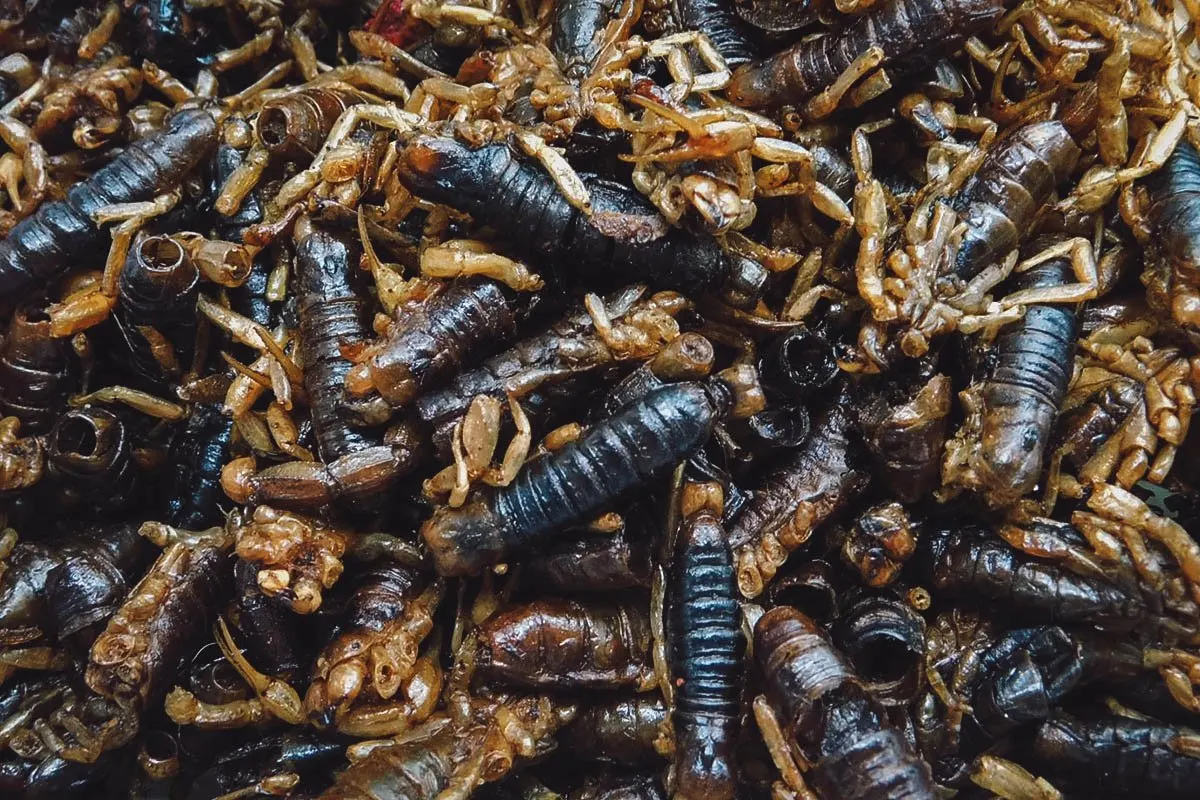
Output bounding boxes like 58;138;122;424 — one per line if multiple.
1;0;1200;797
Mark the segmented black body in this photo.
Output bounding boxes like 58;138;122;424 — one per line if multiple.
975;250;1078;504
726;0;1003;107
477;599;654;689
211;144;273;328
967;626;1140;740
164;403;233;530
728;386;868;584
858;374;951;504
0;108;218;300
45;408;142;512
1031;712;1200;798
318;719;457;800
295;226;377;462
560;695;669;764
0;307;71;435
1147;139;1200;330
329;562;423;639
357;278;521;408
676;0;755;66
398;136;764;296
669;504;743;800
553;0;624;82
421;382;729;575
952;122;1080;280
923;524;1147;627
754;607;937;800
524;528;653;593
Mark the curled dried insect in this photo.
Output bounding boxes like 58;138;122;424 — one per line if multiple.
943;240;1082;505
0;306;71;435
346;278;523;409
753;606;936;800
303;564;442;728
950;122;1080;282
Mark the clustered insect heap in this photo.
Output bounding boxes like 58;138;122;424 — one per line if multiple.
0;0;1199;798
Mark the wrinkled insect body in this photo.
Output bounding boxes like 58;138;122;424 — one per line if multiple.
754;607;936;800
232;225;417;510
524;528;653;593
1146;139;1200;334
297;226;377;463
398;136;765;297
857;374;951;504
560;695;669;764
972;249;1079;504
87;542;230;710
726;0;1004;108
0;108;218;301
41;523;150;654
0;307;71;435
421;382;729;575
968;626;1141;741
0;524;147;650
669;487;743;800
729;386;868;597
952;122;1080;280
350;278;521;408
923;524;1148;627
164;403;233;530
1031;712;1200;798
45;408;143;513
477;599;655;689
415;288;645;456
304;563;437;726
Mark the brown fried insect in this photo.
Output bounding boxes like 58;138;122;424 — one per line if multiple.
729;384;868;598
303;564;443;728
86;539;231;712
727;0;1003;115
475;598;656;691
